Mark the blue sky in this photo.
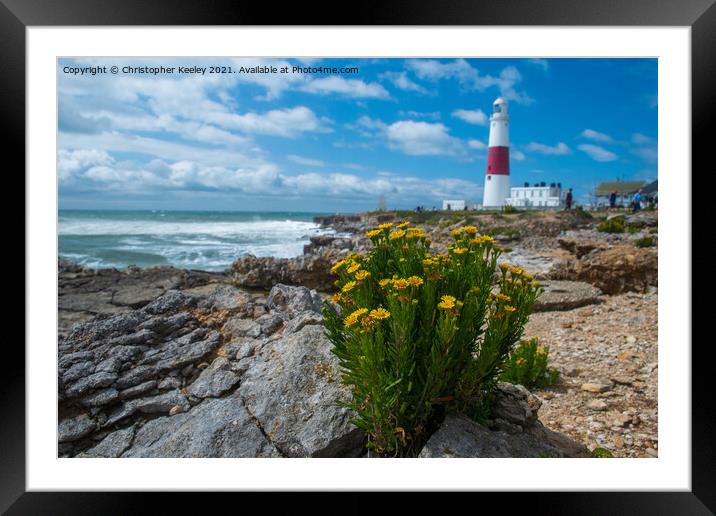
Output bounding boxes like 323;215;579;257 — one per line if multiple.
58;57;657;212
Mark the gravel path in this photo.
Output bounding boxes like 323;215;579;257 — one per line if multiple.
524;289;658;458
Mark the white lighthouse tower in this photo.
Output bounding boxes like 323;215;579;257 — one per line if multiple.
482;97;511;208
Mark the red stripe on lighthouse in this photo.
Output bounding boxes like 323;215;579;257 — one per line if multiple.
486;146;510;175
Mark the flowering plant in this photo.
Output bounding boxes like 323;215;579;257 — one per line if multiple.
323;222;542;456
501;338;559;388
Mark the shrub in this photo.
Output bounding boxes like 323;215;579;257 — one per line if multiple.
574;206;594;219
591;447;614;458
500;338;559;388
597;216;625;233
635;236;656;248
503;204;519;214
323;222;542;456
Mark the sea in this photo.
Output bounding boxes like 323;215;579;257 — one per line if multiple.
58;210;336;272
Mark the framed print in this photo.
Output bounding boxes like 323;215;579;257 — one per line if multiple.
4;0;713;511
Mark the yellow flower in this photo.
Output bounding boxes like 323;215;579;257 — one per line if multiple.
407;276;424;287
369;307;391;320
366;229;382;238
332;293;342;303
342;281;357;293
499;263;510;271
452;247;467;255
537;346;546;356
331;259;347;273
347;262;361;274
392;278;410;290
378;223;393;229
389;230;406;240
355;270;371;281
423;258;435;267
462;225;478;235
379;278;391;288
451;229;462;237
523;273;534;280
471;235;495;245
510;266;524;276
344;308;368;327
438;295;457;310
516;357;527;366
496;293;512;303
397;221;410;229
504;305;517;313
532;281;541;288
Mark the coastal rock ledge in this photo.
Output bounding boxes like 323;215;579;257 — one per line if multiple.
59;279;586;458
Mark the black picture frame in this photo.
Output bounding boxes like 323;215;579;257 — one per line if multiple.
5;0;711;512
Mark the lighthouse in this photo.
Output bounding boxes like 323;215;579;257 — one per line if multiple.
482;97;511;208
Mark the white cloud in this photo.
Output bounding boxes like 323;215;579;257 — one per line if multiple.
397;110;441;120
406;59;533;104
467;139;487;150
580;129;614;143
380;71;428;93
632;133;655;146
527;58;549;72
452;109;488;125
301;76;390;99
59;150;484;204
630;133;657;163
385;120;464;156
287;155;325;167
207;106;330;138
58;149;114;182
512;150;526;161
525;142;572;156
577;144;619;162
630;147;657;163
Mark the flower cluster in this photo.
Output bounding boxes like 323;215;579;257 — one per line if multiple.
323;220;542;457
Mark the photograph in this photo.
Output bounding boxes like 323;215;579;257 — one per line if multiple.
56;56;660;460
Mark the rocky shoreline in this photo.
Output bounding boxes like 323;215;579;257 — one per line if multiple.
58;208;658;458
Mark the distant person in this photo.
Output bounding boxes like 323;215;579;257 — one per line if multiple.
609;191;617;209
565;188;573;210
632;189;642;213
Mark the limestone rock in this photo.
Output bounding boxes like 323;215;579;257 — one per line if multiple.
136;389;189;414
58;414;97;443
238;324;363;457
418;415;589;458
83;425;136;457
121;397;281;458
532;281;602;312
187;357;240;399
492;382;542;427
266;284;323;319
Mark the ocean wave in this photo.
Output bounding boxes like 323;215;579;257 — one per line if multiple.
58;214;334;270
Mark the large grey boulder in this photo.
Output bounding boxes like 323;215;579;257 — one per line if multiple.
121;397;280;458
418;415;588;458
237;324;363;457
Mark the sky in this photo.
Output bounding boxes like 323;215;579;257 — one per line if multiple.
58;57;657;212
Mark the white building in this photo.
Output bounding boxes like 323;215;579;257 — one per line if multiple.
506;183;565;208
442;199;466;211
